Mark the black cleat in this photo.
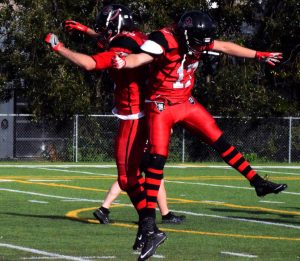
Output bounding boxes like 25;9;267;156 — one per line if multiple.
133;226;145;251
162;212;186;224
93;208;110;224
251;176;287;197
138;230;167;261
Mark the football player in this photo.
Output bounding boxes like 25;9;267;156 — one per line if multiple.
112;10;287;260
45;3;185;254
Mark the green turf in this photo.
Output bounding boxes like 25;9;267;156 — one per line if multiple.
0;163;299;260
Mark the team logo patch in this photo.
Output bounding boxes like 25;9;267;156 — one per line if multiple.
188;96;195;104
102;6;120;21
155;102;165;112
183;17;193;27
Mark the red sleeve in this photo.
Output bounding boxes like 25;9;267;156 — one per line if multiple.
208;41;214;50
91;51;116;70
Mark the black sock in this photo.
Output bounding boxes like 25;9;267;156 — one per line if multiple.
100;206;110;214
250;174;264;185
162;212;171;219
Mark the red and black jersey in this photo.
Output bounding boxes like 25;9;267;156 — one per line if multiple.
92;31;147;116
141;27;214;104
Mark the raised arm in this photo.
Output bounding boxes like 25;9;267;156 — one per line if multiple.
213;40;256;58
212;40;282;66
45;33;96;70
112;52;154;69
64;20;99;38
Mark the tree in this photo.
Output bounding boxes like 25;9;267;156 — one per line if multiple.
195;0;300;117
0;0;299;120
0;0;109;120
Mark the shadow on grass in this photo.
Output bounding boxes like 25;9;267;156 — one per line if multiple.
1;212;137;225
208;208;300;224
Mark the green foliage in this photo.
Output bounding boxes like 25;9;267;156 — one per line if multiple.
0;0;299;119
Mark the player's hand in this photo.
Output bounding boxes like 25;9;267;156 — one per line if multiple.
64;20;89;33
255;51;283;66
44;33;64;52
112;54;126;69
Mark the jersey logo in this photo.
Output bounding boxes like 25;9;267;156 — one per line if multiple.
103;6;120;21
183;17;193;27
188;96;195;104
155;101;165;112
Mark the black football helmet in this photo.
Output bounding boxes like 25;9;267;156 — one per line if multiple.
94;4;135;39
177;11;216;57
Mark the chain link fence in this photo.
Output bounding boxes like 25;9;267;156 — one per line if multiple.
1;114;300;163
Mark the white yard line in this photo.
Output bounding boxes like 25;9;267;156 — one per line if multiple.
37;167;116;177
21;256;116;260
221;251;257;258
1;188;299;230
258;169;300;176
30;167;300;195
29;200;48;204
28;180;72;182
0;165;117;168
2;166;299;196
133;251;165;259
0;188;101;202
171;209;300;230
165;180;300;195
259;200;285;204
0;243;91;261
0;164;300;170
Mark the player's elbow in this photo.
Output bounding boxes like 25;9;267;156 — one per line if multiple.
83;65;95;71
82;62;96;71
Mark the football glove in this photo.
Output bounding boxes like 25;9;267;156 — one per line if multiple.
45;33;64;52
112;54;126;69
255;51;283;66
64;20;89;33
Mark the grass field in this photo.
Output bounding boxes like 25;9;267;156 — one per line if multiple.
0;163;299;261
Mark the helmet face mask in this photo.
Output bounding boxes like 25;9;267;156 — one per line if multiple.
94;4;134;44
178;11;216;57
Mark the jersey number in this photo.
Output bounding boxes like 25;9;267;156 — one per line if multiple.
173;56;199;89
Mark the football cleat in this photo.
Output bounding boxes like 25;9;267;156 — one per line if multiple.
138;230;167;261
133;226;145;251
162;212;186;224
250;176;287;197
93;208;110;224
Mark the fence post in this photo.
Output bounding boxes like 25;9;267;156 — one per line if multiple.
288;117;292;164
73;115;79;163
182;128;185;163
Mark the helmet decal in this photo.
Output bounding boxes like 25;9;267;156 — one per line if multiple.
102;5;114;15
183;17;193;28
108;9;121;22
177;10;216;57
95;4;135;41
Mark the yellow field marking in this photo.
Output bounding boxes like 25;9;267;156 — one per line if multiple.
165;176;300;181
65;207;300;242
2;175;299;181
13;179;128;194
0;175;116;180
11;179;300;216
166;197;300;216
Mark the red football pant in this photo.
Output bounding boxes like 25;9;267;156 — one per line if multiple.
114;118;147;211
144;97;257;211
146;98;223;157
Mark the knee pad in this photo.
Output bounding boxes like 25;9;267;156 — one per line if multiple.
148;154;167;170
